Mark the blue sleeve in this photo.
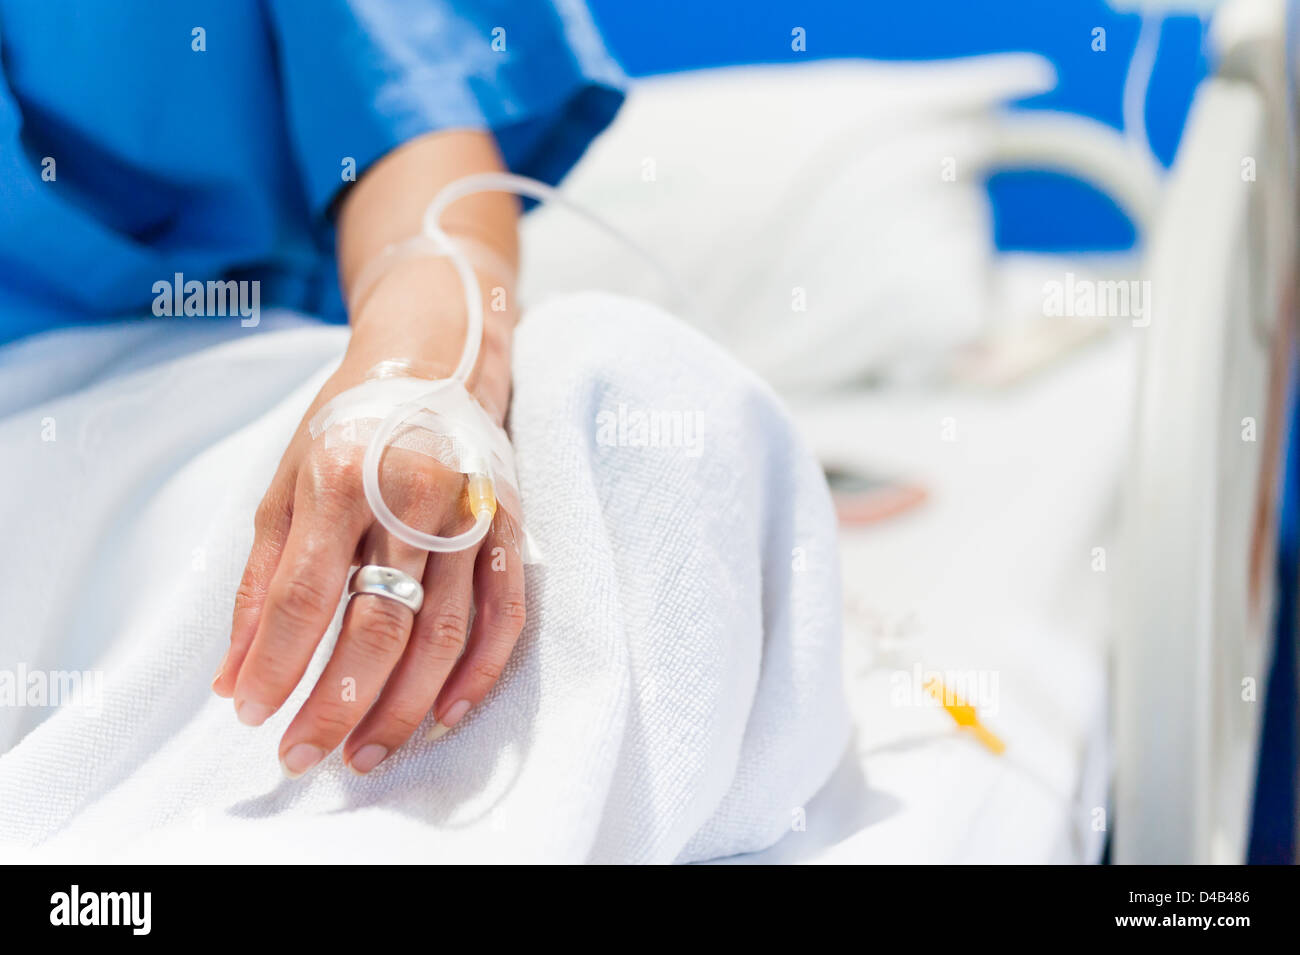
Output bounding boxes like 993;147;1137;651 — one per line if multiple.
262;0;626;220
0;31;161;340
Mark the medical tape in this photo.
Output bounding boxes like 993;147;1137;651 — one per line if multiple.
309;365;530;557
326;171;692;559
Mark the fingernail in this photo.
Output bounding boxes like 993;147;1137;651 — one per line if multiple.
210;651;229;691
425;699;471;741
348;744;388;775
235;699;274;727
281;743;325;779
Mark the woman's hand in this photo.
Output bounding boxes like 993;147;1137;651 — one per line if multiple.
211;130;525;777
211;264;524;777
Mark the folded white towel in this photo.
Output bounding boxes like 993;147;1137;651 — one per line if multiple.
0;293;848;863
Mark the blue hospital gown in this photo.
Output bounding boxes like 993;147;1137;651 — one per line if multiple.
0;0;625;343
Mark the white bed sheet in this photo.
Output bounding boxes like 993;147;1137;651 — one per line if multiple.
517;61;1138;863
724;329;1136;864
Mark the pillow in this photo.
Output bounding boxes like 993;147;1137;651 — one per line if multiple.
519;55;1056;391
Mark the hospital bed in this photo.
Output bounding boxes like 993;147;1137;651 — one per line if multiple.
1116;0;1296;864
522;0;1296;863
4;1;1291;867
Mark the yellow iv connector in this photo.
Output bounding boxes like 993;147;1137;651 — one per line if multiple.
466;473;497;520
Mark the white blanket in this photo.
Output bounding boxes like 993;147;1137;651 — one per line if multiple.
0;293;849;863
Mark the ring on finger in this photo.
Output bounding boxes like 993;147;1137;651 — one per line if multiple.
347;564;424;615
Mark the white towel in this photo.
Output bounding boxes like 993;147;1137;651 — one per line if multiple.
0;293;848;863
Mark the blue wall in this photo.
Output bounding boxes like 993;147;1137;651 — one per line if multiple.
587;0;1209;252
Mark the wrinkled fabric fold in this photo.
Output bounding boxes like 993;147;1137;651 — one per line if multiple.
0;293;848;863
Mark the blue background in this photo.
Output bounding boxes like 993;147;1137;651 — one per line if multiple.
587;0;1209;252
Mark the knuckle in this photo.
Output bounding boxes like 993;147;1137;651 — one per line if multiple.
399;463;442;500
273;573;335;628
419;611;470;656
238;648;296;698
384;463;451;528
253;493;286;534
253;500;273;534
311;704;359;739
470;657;506;685
293;532;337;569
349;599;412;657
376;706;425;741
233;579;262;611
308;445;365;504
485;596;527;635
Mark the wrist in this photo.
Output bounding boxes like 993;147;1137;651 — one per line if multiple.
343;257;516;423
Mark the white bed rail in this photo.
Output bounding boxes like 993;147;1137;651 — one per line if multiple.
1115;0;1297;863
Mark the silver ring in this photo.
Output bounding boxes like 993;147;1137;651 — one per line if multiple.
347;565;424;615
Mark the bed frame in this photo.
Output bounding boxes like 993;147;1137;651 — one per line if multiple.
1114;0;1297;863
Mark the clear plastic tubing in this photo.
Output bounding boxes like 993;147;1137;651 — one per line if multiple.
362;172;692;553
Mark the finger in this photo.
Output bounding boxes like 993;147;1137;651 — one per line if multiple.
427;511;525;740
214;477;293;698
277;524;431;778
342;547;477;774
230;448;371;726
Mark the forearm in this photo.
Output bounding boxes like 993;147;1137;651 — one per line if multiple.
335;129;521;422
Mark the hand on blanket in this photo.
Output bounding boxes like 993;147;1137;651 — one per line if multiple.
211;258;525;779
